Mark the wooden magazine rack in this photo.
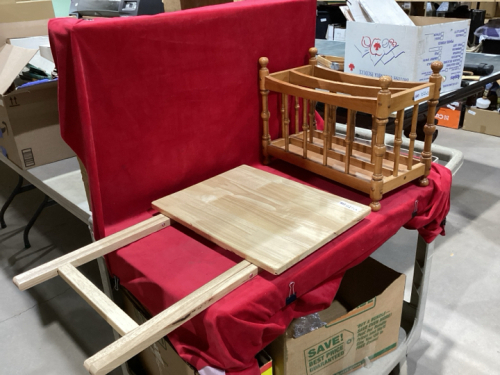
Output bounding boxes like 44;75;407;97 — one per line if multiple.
259;48;443;211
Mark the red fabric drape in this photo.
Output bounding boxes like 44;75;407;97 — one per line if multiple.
48;1;451;373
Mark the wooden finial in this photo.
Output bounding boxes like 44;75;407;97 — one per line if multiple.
431;61;443;75
309;47;318;59
379;76;392;91
259;57;269;68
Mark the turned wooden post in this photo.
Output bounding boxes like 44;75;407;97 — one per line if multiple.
407;104;419;170
328;105;336;150
371;116;377;164
370;76;392;211
294;96;300;134
392;110;404;177
420;61;443;186
345;109;356;174
309;47;318;141
259;57;271;165
302;98;308;158
284;94;290;152
323;104;330;166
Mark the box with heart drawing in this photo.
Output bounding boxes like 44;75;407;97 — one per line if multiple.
345;17;470;93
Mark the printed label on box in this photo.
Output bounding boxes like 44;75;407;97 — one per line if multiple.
304;330;354;375
22;148;35;167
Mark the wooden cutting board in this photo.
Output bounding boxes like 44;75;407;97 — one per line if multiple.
153;165;370;275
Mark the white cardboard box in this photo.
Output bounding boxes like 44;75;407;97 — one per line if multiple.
345;17;470;93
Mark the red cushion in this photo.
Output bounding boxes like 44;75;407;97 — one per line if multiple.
106;161;451;374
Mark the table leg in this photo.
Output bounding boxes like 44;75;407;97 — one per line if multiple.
1;175;35;228
23;195;57;248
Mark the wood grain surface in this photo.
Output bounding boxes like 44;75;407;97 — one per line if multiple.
153;165;370;275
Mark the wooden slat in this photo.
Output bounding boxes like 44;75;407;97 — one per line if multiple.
84;261;259;375
313;65;420;89
390;83;434;111
310;130;417;166
289;70;406;97
152;165;370;275
13;215;170;291
288;136;393;177
58;264;139;336
268;65;312;78
268;145;372;193
382;163;425;193
265;76;378;115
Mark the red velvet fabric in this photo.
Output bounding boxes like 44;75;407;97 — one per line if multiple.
48;2;451;374
49;0;317;240
106;162;450;375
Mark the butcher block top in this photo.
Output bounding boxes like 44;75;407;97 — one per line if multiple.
152;165;370;275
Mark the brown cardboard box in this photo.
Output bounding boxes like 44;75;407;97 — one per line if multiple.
121;288;273;375
435;102;463;129
0;43;75;170
463;107;500;137
267;258;405;375
0;0;54;23
480;2;497;18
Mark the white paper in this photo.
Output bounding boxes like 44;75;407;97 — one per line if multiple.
359;0;414;26
339;201;362;212
414;87;430;101
468;110;476;115
348;0;370;23
327;25;334;41
9;36;55;76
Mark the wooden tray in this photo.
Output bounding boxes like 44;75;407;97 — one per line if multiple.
153;165;370;275
13;165;370;375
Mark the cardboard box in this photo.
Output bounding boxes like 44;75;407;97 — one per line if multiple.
435;102;463;129
267;257;405;375
463;107;500;137
479;2;497;18
121;288;273;375
345;17;470;93
0;43;75;170
0;0;54;23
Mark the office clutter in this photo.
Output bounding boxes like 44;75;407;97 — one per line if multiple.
462;80;500;136
0;24;74;169
267;257;405;375
259;49;443;211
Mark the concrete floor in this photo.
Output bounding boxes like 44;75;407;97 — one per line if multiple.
0;126;499;375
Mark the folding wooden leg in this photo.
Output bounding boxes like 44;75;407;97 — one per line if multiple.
13;213;259;375
85;260;258;375
13;215;170;291
58;264;139;336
